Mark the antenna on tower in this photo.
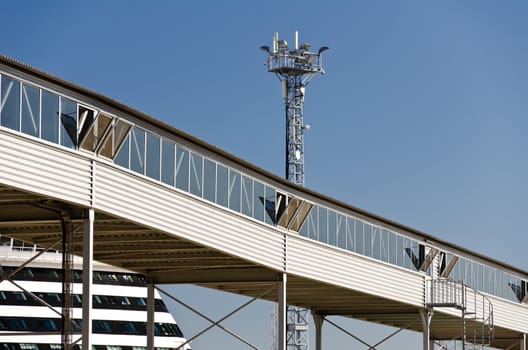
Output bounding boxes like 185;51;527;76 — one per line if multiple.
261;31;328;350
261;30;328;186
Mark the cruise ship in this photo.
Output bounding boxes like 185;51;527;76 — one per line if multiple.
0;235;191;350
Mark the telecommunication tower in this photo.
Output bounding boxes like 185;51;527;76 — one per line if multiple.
261;31;328;350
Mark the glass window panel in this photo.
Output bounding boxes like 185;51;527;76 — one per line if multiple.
318;207;327;244
300;206;317;239
241;175;253;217
395;235;403;267
372;228;381;260
114;133;130;168
111;120;131;158
60;97;77;148
21;83;39;137
41;90;59;143
175;147;189;191
328;210;336;246
228;170;241;212
337;214;346;249
146;132;161;180
346;217;355;252
130;127;145;174
355;220;364;255
216;164;228;207
0;75;20;131
161;139;175;186
380;229;389;262
253;180;265;222
264;186;276;225
190;152;203;196
203;158;216;202
363;224;372;257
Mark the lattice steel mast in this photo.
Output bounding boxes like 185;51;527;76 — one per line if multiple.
261;31;328;350
261;31;328;186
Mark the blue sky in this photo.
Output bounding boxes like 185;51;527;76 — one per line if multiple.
4;1;528;348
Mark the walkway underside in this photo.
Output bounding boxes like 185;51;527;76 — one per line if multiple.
0;184;522;349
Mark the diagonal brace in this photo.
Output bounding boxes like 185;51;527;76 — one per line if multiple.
158;287;273;349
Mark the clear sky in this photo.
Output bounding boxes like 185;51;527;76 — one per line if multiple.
3;1;528;349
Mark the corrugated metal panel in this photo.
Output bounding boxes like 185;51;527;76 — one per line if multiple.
286;234;425;307
0;131;92;206
93;163;284;271
488;295;528;333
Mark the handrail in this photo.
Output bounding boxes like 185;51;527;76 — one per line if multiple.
426;278;494;348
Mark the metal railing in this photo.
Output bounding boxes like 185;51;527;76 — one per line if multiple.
426;279;494;349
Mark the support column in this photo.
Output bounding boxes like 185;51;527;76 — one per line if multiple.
312;312;324;350
147;283;155;350
521;333;527;350
420;309;432;350
81;209;94;350
278;273;287;350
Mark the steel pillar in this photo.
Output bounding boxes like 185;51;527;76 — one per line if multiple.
60;211;74;350
521;334;527;350
312;312;324;350
278;273;287;350
147;282;155;350
420;309;432;350
81;209;94;350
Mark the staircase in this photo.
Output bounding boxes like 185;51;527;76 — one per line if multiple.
426;279;494;349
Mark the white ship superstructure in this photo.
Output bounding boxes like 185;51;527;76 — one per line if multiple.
0;236;191;350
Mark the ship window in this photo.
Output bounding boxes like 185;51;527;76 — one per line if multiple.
106;347;122;350
50;346;62;350
0;292;6;301
39;319;58;331
94;320;112;333
14;292;27;301
19;345;38;350
7;319;28;330
121;322;137;334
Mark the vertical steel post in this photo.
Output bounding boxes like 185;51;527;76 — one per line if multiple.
82;209;94;350
60;211;73;350
312;312;324;350
420;309;432;350
278;273;287;350
147;282;155;350
521;334;527;350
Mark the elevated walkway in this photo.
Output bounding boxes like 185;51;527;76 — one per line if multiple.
0;54;526;349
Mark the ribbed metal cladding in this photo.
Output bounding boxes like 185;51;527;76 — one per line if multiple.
0;131;93;206
93;163;285;271
488;295;528;333
286;234;425;307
